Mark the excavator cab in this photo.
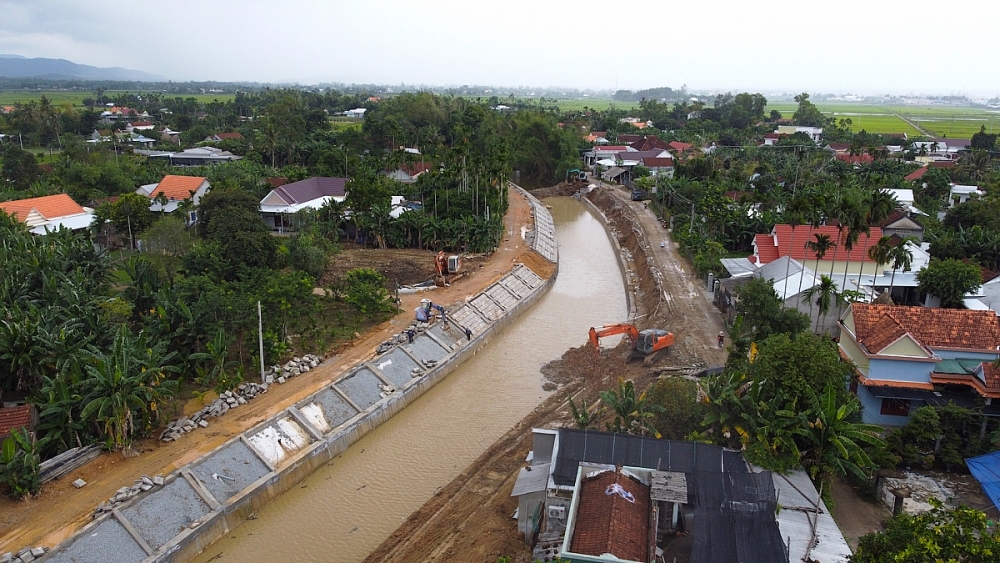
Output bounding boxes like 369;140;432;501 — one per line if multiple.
636;329;674;355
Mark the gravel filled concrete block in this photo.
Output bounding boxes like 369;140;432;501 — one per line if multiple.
308;388;357;429
45;518;147;563
190;440;270;503
373;349;422;387
427;324;464;347
119;477;210;549
405;335;448;363
334;368;384;410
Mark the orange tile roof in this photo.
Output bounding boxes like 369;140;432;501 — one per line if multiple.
0;194;86;222
983;363;1000;389
570;469;649;561
851;303;1000;354
904;166;928;182
151;175;207;201
0;405;35;439
759;225;884;264
667;141;694;152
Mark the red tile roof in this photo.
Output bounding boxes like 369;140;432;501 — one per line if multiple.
132;121;153;127
266;177;288;188
756;225;884;264
0;405;35;439
667;141;693;152
594;146;631;152
616;134;643;143
630;135;670;152
570;469;649;562
851;304;1000;354
982;363;1000;389
904;167;928;182
641;157;674;168
827;142;851;151
401;162;432;176
151;175;207;201
213;132;244;140
0;194;86;222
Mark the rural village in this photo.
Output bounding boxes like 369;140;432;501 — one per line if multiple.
2;74;1000;563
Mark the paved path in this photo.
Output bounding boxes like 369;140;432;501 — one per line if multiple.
604;185;729;368
894;112;934;137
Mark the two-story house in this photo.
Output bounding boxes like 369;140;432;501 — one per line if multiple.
839;303;1000;426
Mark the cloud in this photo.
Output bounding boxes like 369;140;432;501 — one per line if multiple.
0;0;997;95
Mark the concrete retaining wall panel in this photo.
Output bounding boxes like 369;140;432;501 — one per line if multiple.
46;517;148;563
306;387;358;430
189;440;270;503
334;368;384;410
374;348;422;387
404;335;449;363
120;478;211;550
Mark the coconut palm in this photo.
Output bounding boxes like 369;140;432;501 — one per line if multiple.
801;275;843;333
868;236;894;292
858;189;898;289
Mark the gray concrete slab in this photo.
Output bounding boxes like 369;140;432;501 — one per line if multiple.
373;348;422;387
486;284;519;310
190;439;270;503
450;305;489;335
404;334;449;363
470;293;503;320
306;387;359;430
119;477;210;550
428;323;464;347
512;265;544;288
335;368;384;410
45;517;147;563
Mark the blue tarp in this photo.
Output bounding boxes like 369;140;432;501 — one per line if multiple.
966;451;1000;512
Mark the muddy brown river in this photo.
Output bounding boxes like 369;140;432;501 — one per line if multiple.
192;196;627;563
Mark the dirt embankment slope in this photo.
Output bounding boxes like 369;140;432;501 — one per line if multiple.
0;185;540;556
362;187;729;563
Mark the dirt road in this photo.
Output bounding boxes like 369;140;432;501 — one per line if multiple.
0;185;543;555
362;187;730;563
599;186;728;368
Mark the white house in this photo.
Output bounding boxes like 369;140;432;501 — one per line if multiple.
344;108;367;119
775;125;823;143
949;184;983;206
136;175;211;225
260;177;348;232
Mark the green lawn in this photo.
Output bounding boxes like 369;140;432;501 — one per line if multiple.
554;98;638;112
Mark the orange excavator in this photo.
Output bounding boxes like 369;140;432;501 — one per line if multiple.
588;323;675;364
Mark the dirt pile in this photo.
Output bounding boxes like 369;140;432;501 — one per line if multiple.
529;181;584;199
586;188;664;327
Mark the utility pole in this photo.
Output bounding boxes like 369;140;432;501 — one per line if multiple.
689;203;695;232
258;301;265;383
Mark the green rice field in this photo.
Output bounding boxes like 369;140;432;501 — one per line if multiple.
0;90;236;108
767;102;1000;138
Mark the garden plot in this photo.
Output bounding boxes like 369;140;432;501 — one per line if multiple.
120;477;211;550
335;368;387;410
190;440;271;503
45;517;148;563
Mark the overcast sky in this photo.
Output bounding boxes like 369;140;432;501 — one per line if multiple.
1;0;997;96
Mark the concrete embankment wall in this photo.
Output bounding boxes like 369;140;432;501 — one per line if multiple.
39;186;558;563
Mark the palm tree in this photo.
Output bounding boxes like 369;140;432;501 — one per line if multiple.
868;235;894;292
859;189;898;290
886;240;914;299
801;275;843;333
801;384;885;485
805;233;835;319
781;196;810;305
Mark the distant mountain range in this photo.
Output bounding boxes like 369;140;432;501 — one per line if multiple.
0;54;166;81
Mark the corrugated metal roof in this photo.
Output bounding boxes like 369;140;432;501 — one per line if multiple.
511;463;550;496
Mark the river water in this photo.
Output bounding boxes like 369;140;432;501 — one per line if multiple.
192;196;627;563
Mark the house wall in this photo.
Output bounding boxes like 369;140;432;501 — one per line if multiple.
839;336;869;376
784;295;841;337
880;337;929;358
867;358;935;384
934;350;997;362
857;386;919;427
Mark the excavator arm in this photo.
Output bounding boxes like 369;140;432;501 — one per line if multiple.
588;324;640;349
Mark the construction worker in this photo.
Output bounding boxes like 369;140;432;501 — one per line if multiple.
406;329;415;344
717;331;725;348
465;327;472;341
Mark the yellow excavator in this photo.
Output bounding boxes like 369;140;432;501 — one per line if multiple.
588;323;675;364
